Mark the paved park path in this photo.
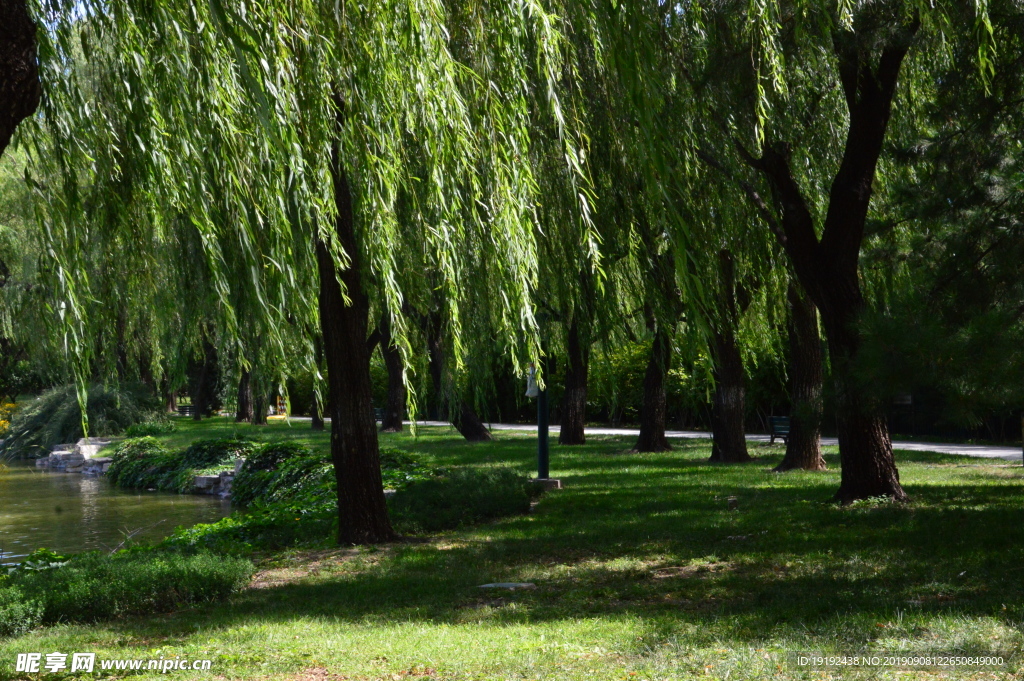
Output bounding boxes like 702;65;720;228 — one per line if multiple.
294;417;1023;462
410;420;1024;463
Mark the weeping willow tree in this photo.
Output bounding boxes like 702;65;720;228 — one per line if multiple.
673;0;1002;502
24;0;597;543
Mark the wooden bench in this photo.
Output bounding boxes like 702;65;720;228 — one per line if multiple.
769;416;790;444
177;405;195;417
373;407;384;422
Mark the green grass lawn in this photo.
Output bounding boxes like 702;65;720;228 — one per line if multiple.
3;418;1022;680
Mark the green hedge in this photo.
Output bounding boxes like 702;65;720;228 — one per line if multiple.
388;467;538;533
124;419;176;437
232;444;431;509
107;437;256;493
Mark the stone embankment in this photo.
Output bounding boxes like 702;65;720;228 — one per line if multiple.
190;459;244;498
36;438;117;473
36;439;240;499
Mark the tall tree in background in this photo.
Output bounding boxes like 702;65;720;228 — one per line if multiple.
706;249;751;463
774;279;825;471
685;1;1001;501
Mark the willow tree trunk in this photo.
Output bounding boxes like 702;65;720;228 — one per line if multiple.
235;371;253;423
315;115;394;544
378;318;405;433
774;281;825;472
708;250;750;463
423;304;491;441
252;375;268;425
634;329;672;452
425;308;445;421
744;19;917;502
192;338;215;421
454;403;492;441
708;329;750;463
559;318;589;446
310;400;325;431
0;0;41;159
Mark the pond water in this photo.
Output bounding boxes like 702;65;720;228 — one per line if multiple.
0;461;231;563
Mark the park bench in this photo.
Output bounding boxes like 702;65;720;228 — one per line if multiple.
769;416;790;444
177;405;195;417
373;407;384;421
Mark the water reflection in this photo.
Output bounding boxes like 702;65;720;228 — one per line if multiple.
0;461;230;563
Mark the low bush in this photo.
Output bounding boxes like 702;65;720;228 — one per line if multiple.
179;445;435;550
108;437;256;493
232;444;431;509
124;419;176;437
10;549;253;624
379;447;435;490
106;437;175;489
0;585;42;637
1;383;159;459
388;467;538;533
165;503;336;552
230;442;333;508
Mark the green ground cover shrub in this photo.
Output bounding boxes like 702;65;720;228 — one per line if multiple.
0;585;42;637
105;437;175;488
9;549;253;624
183;444;435;550
124;418;177;437
232;444;432;509
230;441;334;508
388;467;538;533
165;503;336;552
0;383;159;459
107;436;256;492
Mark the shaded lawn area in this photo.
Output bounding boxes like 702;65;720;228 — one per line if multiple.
6;419;1023;680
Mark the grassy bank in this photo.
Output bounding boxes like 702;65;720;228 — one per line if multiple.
1;418;1022;679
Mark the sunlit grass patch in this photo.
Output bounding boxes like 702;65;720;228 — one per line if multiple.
2;423;1022;679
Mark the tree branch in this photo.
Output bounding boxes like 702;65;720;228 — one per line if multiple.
695;147;786;244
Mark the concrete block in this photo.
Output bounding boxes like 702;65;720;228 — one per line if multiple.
528;478;563;491
82;457;112;476
193;475;221;492
76;437;117;460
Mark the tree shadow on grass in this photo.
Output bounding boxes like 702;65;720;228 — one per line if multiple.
105;468;1024;657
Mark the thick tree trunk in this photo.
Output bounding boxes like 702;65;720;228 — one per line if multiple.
378;317;405;433
559;318;589;445
422;303;491;441
425;308;445;421
708;250;750;463
0;0;41;159
311;401;325;431
235;370;253;423
252;384;268;426
774;281;825;472
708;329;750;463
192;339;215;421
315;110;394;544
823;298;904;501
633;329;672;452
741;19;917;501
165;389;177;414
454;402;492;441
